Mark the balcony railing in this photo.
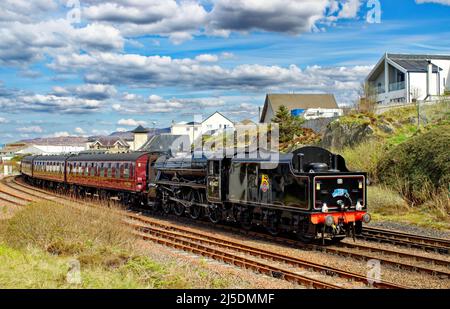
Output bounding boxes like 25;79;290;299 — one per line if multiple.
389;81;405;92
375;86;384;94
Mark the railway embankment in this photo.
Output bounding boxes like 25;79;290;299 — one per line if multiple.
0;201;299;289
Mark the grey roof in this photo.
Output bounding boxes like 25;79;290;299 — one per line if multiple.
387;53;450;61
390;59;441;73
261;94;338;122
67;152;148;162
91;136;129;147
34;155;71;161
139;134;191;153
131;125;150;133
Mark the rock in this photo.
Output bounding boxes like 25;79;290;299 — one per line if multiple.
322;120;374;149
379;123;394;134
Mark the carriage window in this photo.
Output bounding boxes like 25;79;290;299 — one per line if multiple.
90;163;95;176
124;163;130;179
115;163;121;179
107;163;112;178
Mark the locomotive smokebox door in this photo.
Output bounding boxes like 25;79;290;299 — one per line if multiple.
207;160;221;202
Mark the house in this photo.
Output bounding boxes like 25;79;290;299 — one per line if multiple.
88;125;152;152
366;53;450;104
171;111;235;144
0;143;28;161
89;136;130;152
15;145;86;155
237;119;257;126
130;125;150;150
259;94;342;123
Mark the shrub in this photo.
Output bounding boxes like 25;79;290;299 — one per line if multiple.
377;125;450;205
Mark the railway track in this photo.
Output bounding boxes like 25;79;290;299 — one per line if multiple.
1;177;346;289
360;226;450;254
5;176;450;282
126;212;404;289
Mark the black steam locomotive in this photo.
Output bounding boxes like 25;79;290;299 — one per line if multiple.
21;146;370;243
153;146;370;243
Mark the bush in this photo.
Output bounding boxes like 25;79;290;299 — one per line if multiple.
333;140;385;182
377;125;450;205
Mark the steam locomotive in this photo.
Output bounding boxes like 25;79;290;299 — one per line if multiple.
21;146;370;243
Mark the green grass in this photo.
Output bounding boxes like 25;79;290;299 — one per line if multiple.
0;202;248;288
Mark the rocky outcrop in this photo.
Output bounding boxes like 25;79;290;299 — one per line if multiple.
321;119;375;149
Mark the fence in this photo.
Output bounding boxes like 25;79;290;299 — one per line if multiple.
374;98;450;115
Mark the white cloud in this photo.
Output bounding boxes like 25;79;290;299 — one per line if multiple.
0;117;9;124
113;93;226;114
208;0;330;35
0;19;124;65
195;54;219;62
115;127;128;132
84;0;208;44
415;0;450;5
18;126;43;133
51;52;371;99
53;84;117;100
49;131;70;137
117;118;147;126
74;127;86;135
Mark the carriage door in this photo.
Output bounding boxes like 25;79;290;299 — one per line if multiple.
207;160;221;202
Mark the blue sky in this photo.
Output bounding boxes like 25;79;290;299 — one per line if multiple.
1;0;450;144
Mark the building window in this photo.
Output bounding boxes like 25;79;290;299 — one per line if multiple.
186;128;190;132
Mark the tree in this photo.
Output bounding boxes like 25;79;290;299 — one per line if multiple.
357;82;377;112
271;105;305;144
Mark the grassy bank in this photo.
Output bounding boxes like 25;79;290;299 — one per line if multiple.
367;186;450;230
334;101;450;230
0;202;252;288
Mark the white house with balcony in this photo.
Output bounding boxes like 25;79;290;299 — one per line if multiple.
171;111;235;144
366;53;450;104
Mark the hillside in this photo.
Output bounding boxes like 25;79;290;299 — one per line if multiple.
325;100;450;229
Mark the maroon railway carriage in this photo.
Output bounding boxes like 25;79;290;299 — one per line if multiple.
66;152;150;203
31;155;69;185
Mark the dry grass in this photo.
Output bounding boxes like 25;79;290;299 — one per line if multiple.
333;141;385;182
2;202;133;268
368;185;450;230
0;201;279;288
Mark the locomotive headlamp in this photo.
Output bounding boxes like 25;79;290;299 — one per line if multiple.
321;203;328;213
316;183;321;190
337;178;343;184
356;200;363;211
358;181;363;189
325;215;334;227
363;213;371;223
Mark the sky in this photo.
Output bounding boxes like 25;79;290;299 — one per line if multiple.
0;0;450;144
